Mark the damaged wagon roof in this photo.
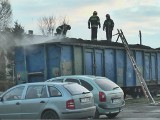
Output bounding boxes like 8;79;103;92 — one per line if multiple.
15;35;154;50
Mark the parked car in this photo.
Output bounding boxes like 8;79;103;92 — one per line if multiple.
0;82;96;119
47;75;125;118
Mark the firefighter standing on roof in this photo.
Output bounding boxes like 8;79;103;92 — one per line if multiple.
88;11;101;40
103;14;114;41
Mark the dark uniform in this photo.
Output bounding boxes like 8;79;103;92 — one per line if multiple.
103;14;114;41
56;24;71;36
88;11;101;40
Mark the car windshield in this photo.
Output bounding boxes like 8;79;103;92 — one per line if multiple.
64;83;90;95
95;78;119;91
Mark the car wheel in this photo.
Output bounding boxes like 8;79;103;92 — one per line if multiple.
41;110;59;119
106;113;119;119
93;109;100;119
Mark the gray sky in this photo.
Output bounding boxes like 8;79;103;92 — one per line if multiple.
10;0;160;48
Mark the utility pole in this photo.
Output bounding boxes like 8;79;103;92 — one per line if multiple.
139;30;142;45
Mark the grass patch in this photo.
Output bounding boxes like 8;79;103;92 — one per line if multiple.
125;96;160;105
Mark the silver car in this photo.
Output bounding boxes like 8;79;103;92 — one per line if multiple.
47;75;125;118
0;82;96;119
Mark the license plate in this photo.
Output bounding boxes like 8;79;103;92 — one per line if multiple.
112;98;121;103
80;97;90;103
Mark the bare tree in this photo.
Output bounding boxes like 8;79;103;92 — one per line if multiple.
38;16;56;36
12;21;25;39
0;0;12;30
57;16;69;26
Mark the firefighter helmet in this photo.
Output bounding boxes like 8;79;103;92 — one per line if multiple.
106;14;110;18
93;11;97;15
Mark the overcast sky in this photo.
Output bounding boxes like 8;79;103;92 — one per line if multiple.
10;0;160;48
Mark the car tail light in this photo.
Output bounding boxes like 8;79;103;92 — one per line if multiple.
66;99;75;109
99;91;106;102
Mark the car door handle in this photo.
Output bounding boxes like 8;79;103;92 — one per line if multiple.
16;102;20;105
40;101;45;103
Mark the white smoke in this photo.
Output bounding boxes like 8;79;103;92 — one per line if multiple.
0;32;13;80
0;31;67;81
14;34;66;46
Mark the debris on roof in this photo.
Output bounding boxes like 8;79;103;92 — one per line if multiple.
14;35;156;50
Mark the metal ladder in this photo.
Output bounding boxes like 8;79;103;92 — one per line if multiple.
117;29;156;104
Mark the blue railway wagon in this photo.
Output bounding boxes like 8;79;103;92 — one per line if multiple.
14;39;160;97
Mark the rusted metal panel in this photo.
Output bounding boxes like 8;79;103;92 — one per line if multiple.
116;50;125;87
61;61;72;75
61;46;73;75
26;45;45;73
104;49;116;82
28;75;44;83
95;50;104;76
15;47;27;84
74;46;83;75
144;53;150;81
84;49;94;75
157;53;160;84
126;51;135;87
151;53;156;81
46;44;61;78
25;45;45;82
52;67;60;77
16;71;27;84
135;51;144;86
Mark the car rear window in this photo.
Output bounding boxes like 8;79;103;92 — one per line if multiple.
64;83;90;95
65;78;80;84
95;78;119;91
51;79;64;82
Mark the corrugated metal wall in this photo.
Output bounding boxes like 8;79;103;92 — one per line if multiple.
157;53;160;84
95;49;104;76
15;47;27;84
135;51;143;86
46;44;61;79
60;46;73;75
105;49;116;82
15;43;160;88
116;50;125;87
26;45;45;83
73;46;83;75
126;51;135;87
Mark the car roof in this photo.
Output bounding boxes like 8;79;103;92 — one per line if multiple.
50;75;106;80
19;82;74;86
1;82;78;96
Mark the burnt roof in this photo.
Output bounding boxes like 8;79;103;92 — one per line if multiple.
16;36;154;50
58;38;153;50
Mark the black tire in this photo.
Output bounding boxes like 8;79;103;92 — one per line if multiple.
93;109;100;119
106;113;119;119
41;110;59;119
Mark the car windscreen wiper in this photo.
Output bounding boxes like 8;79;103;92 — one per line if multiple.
113;87;119;90
82;91;90;94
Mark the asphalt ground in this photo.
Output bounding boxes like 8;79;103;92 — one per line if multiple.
99;97;160;120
